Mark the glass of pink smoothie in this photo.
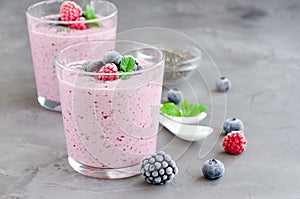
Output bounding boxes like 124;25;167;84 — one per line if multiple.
26;0;117;111
55;40;165;178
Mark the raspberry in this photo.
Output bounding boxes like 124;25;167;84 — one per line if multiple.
68;17;88;30
222;131;247;155
60;1;82;21
97;63;119;81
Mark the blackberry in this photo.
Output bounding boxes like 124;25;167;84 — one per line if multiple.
140;151;178;185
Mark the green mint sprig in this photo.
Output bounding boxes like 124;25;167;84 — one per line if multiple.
160;99;209;117
119;56;135;80
180;99;209;117
85;4;103;28
160;102;182;117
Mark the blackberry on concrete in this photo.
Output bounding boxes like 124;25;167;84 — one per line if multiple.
140;151;178;185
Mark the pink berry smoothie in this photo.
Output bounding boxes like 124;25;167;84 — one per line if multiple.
57;61;164;169
27;17;117;104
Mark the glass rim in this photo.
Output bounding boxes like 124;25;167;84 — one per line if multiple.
26;0;118;25
55;40;165;76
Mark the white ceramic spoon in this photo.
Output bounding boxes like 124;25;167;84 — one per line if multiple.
159;114;213;141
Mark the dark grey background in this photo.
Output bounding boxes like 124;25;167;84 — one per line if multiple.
1;0;300;198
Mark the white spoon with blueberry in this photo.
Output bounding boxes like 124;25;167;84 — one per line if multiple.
159;88;213;141
160;89;208;124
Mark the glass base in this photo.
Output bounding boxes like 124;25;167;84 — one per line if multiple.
68;157;140;179
38;96;61;112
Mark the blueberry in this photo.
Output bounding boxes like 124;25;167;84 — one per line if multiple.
223;117;244;134
202;159;225;180
134;60;144;71
216;77;231;92
103;50;123;66
167;88;183;105
85;60;105;72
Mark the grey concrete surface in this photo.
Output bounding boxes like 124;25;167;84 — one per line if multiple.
1;0;300;198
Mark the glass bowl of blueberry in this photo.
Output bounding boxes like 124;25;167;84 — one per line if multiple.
163;45;202;86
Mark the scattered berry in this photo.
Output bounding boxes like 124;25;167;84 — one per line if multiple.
216;77;231;92
60;1;82;21
103;51;123;67
167;88;183;105
202;159;225;180
140;151;178;185
68;17;88;30
223;117;244;134
97;63;119;81
85;60;105;72
223;131;247;155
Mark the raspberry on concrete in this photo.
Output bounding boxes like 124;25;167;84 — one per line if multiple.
222;131;247;155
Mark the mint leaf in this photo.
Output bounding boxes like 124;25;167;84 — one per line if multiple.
85;4;97;19
180;99;209;117
85;4;103;28
197;104;209;113
88;21;103;28
161;102;182;117
119;74;132;80
120;56;135;72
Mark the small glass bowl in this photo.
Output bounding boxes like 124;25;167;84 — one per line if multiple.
163;45;202;86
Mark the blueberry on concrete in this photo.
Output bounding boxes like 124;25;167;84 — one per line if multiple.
167;88;183;105
103;50;123;66
223;117;244;134
216;77;231;92
85;60;105;72
202;159;225;180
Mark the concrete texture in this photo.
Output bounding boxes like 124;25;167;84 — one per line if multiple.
1;0;300;198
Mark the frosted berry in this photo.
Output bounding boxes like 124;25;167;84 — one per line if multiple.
68;17;88;30
135;64;144;71
140;151;178;185
97;63;119;81
223;131;247;155
60;1;82;21
103;50;123;66
134;60;144;71
167;88;183;105
202;159;225;180
223;117;244;134
85;60;105;72
216;77;231;92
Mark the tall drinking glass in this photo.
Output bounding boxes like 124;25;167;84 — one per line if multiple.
26;0;117;111
55;40;165;178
